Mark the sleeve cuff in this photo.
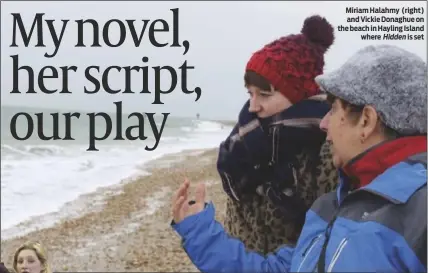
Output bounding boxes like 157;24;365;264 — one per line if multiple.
171;202;215;237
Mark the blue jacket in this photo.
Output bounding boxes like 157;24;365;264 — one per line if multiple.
172;136;427;272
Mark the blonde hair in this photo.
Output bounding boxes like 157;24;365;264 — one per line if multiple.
13;241;51;273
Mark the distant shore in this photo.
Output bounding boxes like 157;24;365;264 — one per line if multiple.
0;148;229;272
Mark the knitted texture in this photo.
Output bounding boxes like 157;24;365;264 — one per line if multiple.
315;44;427;135
246;15;334;103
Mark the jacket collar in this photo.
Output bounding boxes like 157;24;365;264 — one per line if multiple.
341;136;427;203
236;96;330;138
259;96;330;130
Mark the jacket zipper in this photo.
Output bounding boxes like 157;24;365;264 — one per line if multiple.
297;234;322;272
326;238;348;272
316;186;387;272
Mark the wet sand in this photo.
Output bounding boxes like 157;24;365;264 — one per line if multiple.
0;148;229;272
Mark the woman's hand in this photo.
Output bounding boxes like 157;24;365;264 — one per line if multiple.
172;179;206;224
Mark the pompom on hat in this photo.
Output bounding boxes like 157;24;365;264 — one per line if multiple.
246;15;335;103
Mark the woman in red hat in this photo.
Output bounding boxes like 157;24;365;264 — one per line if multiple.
215;15;339;254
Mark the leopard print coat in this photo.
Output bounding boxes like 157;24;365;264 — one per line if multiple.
223;141;339;254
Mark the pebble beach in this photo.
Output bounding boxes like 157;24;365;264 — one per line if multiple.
0;148;229;272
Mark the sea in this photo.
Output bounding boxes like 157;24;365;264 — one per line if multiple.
1;105;233;237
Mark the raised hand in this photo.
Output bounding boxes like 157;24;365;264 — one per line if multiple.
172;179;206;224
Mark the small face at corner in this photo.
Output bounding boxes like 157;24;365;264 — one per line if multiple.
16;249;43;273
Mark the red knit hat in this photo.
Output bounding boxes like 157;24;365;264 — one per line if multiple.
246;15;334;104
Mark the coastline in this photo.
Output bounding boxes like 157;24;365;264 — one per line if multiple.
0;147;229;272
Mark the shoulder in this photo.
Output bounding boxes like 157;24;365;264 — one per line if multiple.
0;263;10;273
309;190;338;223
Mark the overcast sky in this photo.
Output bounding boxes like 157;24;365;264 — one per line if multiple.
1;1;426;120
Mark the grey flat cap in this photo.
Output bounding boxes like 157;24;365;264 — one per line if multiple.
315;44;427;135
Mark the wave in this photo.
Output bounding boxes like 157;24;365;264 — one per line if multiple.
1;144;67;158
181;120;227;133
1;118;233;233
